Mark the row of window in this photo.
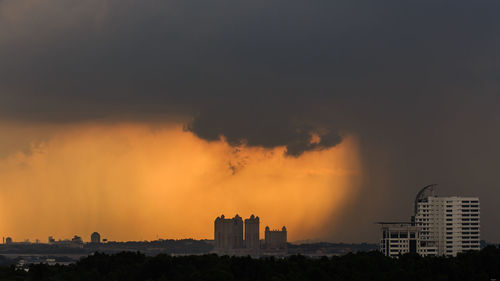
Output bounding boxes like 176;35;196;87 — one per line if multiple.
445;237;480;241
447;218;479;221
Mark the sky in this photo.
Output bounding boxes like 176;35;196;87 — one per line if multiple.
0;0;499;242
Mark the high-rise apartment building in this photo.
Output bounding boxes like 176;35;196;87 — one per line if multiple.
244;215;260;252
214;214;244;253
379;185;480;257
414;191;480;256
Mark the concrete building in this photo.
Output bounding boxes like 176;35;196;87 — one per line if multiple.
91;232;101;244
379;185;480;257
378;223;420;257
413;186;480;257
265;226;287;250
214;214;244;253
244;215;260;252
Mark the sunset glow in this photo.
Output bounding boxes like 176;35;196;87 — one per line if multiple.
0;123;362;242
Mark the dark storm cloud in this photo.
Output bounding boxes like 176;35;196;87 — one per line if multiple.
1;0;500;240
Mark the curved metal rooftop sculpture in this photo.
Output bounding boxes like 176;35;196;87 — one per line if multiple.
414;184;438;215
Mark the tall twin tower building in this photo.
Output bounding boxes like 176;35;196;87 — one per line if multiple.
214;214;287;255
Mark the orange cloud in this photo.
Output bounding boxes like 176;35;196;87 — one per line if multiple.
0;123;362;242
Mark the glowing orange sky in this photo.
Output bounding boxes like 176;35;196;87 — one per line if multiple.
0;123;362;242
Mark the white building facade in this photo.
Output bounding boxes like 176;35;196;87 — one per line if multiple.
414;195;480;257
379;223;420;257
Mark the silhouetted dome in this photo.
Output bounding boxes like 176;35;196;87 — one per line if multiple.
90;232;101;243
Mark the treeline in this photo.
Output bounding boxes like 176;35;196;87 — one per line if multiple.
1;246;500;281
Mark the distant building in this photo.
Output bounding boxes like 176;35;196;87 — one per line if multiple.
379;185;480;257
214;214;287;255
214;214;244;254
5;237;12;244
48;236;55;243
244;215;259;252
91;232;101;244
265;226;287;250
71;235;83;244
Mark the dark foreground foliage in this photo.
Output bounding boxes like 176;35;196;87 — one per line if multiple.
1;246;500;281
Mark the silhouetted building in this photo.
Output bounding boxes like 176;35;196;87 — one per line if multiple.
91;232;101;244
214;214;243;254
5;237;12;244
244;215;259;252
48;236;55;243
265;226;287;250
71;235;83;244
